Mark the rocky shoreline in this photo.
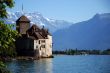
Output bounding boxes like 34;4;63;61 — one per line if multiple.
0;55;54;61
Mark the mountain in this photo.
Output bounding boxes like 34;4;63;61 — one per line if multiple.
2;11;110;50
2;11;73;33
53;13;110;50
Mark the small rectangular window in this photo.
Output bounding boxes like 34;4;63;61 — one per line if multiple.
36;46;38;48
41;40;45;43
39;40;40;44
41;45;45;48
50;45;52;48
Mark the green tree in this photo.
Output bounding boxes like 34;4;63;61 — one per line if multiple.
0;21;18;57
0;0;15;73
0;0;17;57
102;49;110;55
0;0;14;18
0;61;11;73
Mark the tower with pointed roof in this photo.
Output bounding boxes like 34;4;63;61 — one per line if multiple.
16;15;30;35
16;15;53;58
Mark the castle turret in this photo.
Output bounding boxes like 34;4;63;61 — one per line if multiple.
16;15;30;35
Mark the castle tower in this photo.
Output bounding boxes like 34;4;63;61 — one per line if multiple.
16;15;30;35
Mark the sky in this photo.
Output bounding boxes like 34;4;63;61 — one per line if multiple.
8;0;110;23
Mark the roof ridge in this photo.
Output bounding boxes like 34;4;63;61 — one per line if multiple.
16;15;30;22
38;32;46;38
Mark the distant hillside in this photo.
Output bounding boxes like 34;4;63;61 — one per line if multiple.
1;11;73;33
53;13;110;50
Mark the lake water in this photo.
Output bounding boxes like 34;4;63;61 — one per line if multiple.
6;55;110;73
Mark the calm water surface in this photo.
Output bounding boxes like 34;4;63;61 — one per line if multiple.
6;55;110;73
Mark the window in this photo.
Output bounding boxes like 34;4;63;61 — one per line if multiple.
36;46;38;48
41;45;45;48
41;40;45;43
39;40;40;44
40;47;41;50
50;45;52;48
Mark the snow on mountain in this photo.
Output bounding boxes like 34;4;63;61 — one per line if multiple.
3;11;73;33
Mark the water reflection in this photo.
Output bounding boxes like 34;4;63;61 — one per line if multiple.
6;58;53;73
34;59;53;73
6;55;110;73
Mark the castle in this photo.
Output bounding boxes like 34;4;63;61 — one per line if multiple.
15;15;52;58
